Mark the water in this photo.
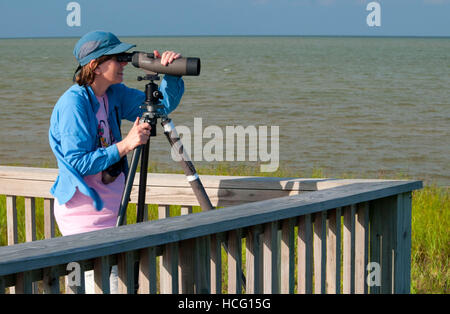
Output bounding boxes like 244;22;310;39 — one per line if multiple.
0;36;449;185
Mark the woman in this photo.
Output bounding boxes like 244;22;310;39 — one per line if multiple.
48;30;184;292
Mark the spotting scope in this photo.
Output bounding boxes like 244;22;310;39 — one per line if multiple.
116;51;200;76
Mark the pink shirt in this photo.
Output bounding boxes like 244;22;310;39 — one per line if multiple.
54;94;125;236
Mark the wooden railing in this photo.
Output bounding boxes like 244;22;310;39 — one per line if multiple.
0;166;422;294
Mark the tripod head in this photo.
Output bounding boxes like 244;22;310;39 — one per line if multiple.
138;73;167;137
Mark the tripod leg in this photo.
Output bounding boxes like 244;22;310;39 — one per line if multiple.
116;145;142;227
161;118;213;211
162;118;248;291
136;139;150;223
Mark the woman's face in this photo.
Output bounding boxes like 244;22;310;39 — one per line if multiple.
95;56;128;85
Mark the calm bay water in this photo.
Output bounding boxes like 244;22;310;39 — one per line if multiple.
0;36;449;185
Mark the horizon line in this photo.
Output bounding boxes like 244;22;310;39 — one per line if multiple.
1;34;450;40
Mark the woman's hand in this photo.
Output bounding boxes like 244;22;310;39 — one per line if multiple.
154;50;182;66
116;117;151;157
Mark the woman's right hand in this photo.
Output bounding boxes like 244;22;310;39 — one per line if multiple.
116;117;151;157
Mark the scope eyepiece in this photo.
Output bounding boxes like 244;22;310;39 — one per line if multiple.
115;52;133;63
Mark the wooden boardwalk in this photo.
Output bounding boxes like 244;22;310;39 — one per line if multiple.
0;166;422;294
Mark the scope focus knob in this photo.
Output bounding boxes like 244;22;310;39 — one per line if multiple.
153;90;163;100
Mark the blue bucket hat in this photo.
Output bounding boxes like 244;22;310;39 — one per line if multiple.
73;30;136;66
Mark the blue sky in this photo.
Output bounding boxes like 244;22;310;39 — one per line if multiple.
0;0;449;38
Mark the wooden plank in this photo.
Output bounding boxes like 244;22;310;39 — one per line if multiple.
280;218;295;294
210;234;222;294
245;225;262;294
343;205;356;294
6;196;18;245
394;192;412;294
15;271;33;294
43;267;60;294
195;236;211;294
138;247;157;294
141;204;149;221
0;276;5;294
44;198;55;239
0;165;399;192
0;181;422;277
158;205;170;219
117;251;135;294
160;243;178;294
263;222;279;294
94;256;110;294
313;211;327;294
24;197;36;243
369;201;382;294
0;166;417;208
355;202;369;294
227;230;242;294
298;214;313;294
369;195;397;294
0;179;54;198
178;238;195;293
326;207;341;294
181;206;193;215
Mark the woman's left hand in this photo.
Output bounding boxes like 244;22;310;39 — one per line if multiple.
154;50;182;66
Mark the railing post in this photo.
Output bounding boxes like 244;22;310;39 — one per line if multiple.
138;247;157;294
6;196;18;246
355;202;369;294
298;214;313;294
369;195;397;293
210;233;222;294
178;238;195;293
227;229;242;294
326;207;341;294
94;256;111;294
343;205;356;294
314;211;327;294
246;225;263;294
160;243;179;294
195;236;211;294
118;251;135;294
43;266;60;294
394;192;412;294
280;218;295;294
16;271;33;294
44;198;55;239
263;221;279;294
24;197;36;242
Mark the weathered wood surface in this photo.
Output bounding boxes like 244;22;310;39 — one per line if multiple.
0;166;396;206
0;180;422;277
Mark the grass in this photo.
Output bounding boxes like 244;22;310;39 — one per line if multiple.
0;164;448;293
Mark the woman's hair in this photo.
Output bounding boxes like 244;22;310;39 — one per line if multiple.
74;55;113;86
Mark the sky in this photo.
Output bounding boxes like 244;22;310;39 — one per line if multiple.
0;0;449;38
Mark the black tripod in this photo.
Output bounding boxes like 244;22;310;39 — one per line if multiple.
116;73;214;226
115;73;246;292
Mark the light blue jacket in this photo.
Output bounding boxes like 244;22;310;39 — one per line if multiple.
49;75;184;210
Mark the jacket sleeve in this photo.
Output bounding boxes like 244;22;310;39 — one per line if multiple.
158;75;185;115
58;93;121;176
116;84;145;122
